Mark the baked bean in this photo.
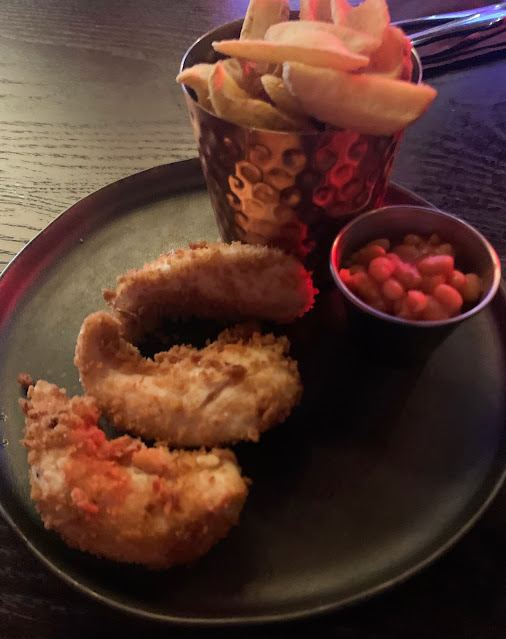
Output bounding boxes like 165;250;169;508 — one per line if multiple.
393;262;422;289
433;283;463;314
461;273;482;302
396;300;416;320
385;252;402;267
405;290;428;314
366;238;390;251
354;244;386;267
448;269;466;291
434;243;455;256
403;234;423;247
393;244;420;262
422;296;450;321
417;255;454;277
338;268;352;286
351;271;382;304
349;264;366;274
369;256;395;282
419;274;445;294
382;278;404;301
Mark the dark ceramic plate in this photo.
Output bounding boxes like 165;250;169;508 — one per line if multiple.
0;159;505;625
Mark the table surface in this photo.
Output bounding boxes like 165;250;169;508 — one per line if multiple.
0;1;505;637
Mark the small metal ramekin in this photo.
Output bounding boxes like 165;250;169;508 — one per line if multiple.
330;205;502;363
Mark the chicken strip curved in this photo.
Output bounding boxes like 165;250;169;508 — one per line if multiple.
103;241;317;343
74;311;302;446
20;380;248;570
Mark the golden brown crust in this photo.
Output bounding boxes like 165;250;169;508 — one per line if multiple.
103;241;317;343
20;380;249;569
74;311;302;446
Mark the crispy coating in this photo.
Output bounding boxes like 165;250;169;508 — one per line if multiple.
20;380;249;570
74;311;302;446
17;372;34;391
103;241;317;343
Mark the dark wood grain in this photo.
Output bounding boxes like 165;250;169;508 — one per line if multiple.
0;0;250;266
0;1;505;638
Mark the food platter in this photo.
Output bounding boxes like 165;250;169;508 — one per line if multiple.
0;159;505;625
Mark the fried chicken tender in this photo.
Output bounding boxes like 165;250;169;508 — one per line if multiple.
20;380;249;570
103;241;317;343
74;311;302;446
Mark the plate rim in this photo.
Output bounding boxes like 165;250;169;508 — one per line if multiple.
0;159;505;626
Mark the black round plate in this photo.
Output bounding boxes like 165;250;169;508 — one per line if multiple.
0;159;505;625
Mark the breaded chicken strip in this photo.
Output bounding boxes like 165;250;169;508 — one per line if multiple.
20;380;248;570
103;241;317;343
75;311;302;446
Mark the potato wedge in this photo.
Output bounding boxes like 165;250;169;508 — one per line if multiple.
240;0;290;40
366;25;412;79
213;34;369;72
265;20;381;55
176;63;215;111
209;61;309;131
283;62;437;135
261;74;306;117
299;0;332;22
330;0;351;25
221;57;245;85
346;0;390;41
222;57;265;98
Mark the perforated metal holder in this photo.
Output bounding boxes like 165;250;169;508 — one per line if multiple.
181;16;422;279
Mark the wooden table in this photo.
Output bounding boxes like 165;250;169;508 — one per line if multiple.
0;1;504;637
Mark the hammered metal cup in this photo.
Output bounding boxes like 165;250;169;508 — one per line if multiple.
180;16;422;280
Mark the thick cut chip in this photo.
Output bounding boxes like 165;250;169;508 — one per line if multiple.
330;0;351;25
283;62;437;136
223;49;276;85
265;20;380;55
209;61;308;131
366;25;413;79
300;0;351;24
221;57;247;87
213;34;369;72
300;0;332;21
222;57;265;98
176;63;215;111
261;75;306;117
240;0;290;40
346;0;390;41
